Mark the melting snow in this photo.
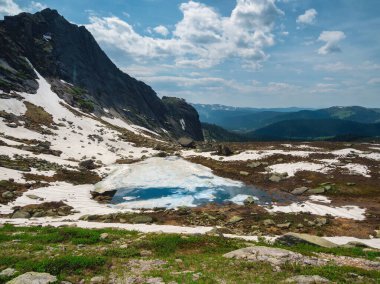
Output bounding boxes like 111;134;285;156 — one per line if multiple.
267;162;330;177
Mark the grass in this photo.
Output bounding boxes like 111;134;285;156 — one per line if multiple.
0;225;379;283
24;101;53;128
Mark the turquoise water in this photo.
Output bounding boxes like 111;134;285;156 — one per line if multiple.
111;185;294;208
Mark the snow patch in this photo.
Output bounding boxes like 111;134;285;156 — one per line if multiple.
267;162;329;177
180;118;186;130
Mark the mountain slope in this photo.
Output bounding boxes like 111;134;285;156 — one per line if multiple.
201;123;248;142
247;119;380;141
0;9;203;140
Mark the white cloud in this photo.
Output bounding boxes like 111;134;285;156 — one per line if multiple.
0;0;47;19
314;62;352;72
296;9;317;25
28;1;47;12
368;78;380;85
86;0;284;69
0;0;22;18
153;25;169;36
317;31;346;55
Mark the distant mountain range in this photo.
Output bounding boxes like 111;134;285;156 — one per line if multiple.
193;104;380;142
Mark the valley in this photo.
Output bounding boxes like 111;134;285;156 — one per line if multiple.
0;7;379;284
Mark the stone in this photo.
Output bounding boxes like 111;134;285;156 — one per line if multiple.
284;275;330;283
291;187;308;195
247;162;261;168
0;268;17;277
2;191;14;199
227;216;244;224
315;218;327;226
277;222;292;229
26;194;41;200
223;246;324;266
375;230;380;238
11;211;31;219
100;233;109;240
178;137;195;148
216;145;233;156
269;174;282;182
79;159;97;170
239;171;249;176
90;276;105;283
263;219;275;226
243;196;255;205
276;233;338;248
130;215;153;224
7;272;57;284
308;188;325;194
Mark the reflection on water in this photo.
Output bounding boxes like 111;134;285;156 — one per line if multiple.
112;184;296;209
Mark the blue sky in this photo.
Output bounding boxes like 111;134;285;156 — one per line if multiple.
1;0;380;108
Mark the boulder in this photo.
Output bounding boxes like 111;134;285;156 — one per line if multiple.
130;215;153;224
276;233;338;248
239;171;249;176
178;137;195;148
291;187;308;195
284;275;330;283
223;246;323;266
216;145;233;156
0;268;17;277
6;272;57;284
308;188;325;194
243;196;255;205
2;191;14;199
263;219;275;226
277;222;292;229
90;276;105;284
100;233;109;240
269;174;283;182
375;230;380;238
227;216;244;224
11;211;31;219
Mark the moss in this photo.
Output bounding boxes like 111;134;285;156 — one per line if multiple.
23;101;54;131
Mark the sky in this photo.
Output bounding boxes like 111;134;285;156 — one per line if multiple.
1;0;380;108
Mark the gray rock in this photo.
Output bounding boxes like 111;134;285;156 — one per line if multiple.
6;272;57;284
291;187;308;195
223;246;324;266
284;275;330;283
269;174;282;182
178;137;194;148
239;171;249;176
0;268;17;277
276;233;338;248
263;219;275;226
308;188;325;194
100;233;109;240
277;222;292;229
216;145;233;156
243;196;255;205
11;211;31;219
227;216;244;224
2;191;14;199
130;215;153;224
90;276;105;283
375;230;380;238
26;194;41;200
247;162;261;168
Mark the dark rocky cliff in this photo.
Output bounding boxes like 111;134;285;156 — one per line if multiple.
0;9;203;140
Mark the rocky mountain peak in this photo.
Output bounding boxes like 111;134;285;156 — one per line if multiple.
0;9;203;141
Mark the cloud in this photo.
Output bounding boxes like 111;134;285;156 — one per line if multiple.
317;31;346;55
296;9;317;25
368;78;380;85
0;0;22;18
86;0;284;69
314;62;352;72
0;0;47;19
28;1;47;11
153;25;169;36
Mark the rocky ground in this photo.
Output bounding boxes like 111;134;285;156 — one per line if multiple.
0;225;379;284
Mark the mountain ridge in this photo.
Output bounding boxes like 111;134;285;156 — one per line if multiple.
0;8;203;140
